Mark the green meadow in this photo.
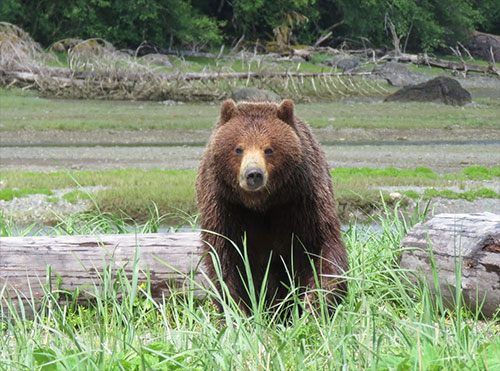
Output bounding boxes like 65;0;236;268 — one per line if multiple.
1;87;499;131
1;166;498;228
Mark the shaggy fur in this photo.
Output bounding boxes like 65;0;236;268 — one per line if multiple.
196;99;348;313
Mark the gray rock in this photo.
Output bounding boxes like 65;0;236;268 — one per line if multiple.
290;56;306;63
337;57;360;71
372;62;428;86
322;56;360;71
384;76;472;106
466;31;500;63
231;87;280;103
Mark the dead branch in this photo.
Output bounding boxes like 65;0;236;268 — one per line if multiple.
386;17;402;56
314;32;333;48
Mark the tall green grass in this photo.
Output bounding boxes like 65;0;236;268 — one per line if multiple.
1;206;498;369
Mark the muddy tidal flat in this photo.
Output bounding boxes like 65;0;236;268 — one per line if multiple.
1;127;499;173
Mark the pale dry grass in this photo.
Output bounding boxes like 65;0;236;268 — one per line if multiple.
0;22;58;71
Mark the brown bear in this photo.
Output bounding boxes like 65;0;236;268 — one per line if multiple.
196;99;348;314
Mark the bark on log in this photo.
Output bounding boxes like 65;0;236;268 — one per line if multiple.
399;212;500;318
0;232;208;314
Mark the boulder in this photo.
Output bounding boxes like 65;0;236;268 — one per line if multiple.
231;87;280;102
290;56;306;63
384;76;472;106
466;31;500;63
322;55;360;71
372;62;428;86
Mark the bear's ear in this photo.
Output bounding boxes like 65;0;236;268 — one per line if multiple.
218;99;236;126
277;99;295;127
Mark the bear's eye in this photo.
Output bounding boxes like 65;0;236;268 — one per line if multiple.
235;147;243;155
264;147;274;156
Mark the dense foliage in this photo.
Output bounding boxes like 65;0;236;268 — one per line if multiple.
1;0;499;51
0;0;224;48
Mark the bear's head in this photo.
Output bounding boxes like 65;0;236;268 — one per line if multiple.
209;99;304;210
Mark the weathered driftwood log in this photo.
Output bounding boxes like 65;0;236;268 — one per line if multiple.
400;212;500;317
0;68;372;85
0;232;208;313
384;53;500;76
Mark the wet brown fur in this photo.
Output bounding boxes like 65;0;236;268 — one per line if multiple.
196;99;348;314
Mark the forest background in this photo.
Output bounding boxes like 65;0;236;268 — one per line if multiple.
2;0;499;53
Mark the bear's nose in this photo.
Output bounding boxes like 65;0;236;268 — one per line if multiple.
244;168;264;190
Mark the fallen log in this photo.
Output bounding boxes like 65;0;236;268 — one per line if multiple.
399;212;500;318
1;70;120;89
0;68;376;100
0;68;373;85
0;232;208;314
384;53;500;76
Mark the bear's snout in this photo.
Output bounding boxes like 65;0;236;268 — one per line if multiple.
244;168;265;190
238;148;268;192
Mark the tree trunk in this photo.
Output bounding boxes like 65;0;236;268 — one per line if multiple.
0;232;208;314
399;212;500;318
